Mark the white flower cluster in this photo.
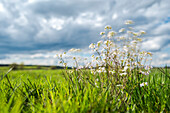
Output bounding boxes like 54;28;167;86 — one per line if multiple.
87;20;152;76
56;20;153;86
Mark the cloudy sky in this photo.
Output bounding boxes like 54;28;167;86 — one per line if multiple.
0;0;170;66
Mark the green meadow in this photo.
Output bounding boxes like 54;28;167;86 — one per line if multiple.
0;66;169;113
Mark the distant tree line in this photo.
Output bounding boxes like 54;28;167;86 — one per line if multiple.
10;63;24;70
9;63;70;70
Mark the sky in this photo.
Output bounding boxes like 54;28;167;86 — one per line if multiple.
0;0;170;67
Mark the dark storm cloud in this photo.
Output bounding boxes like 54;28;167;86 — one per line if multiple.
0;0;170;66
0;55;8;59
0;0;106;55
29;0;107;17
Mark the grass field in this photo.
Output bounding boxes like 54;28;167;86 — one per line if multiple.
0;66;169;113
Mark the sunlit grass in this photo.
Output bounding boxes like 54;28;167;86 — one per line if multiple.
0;67;169;112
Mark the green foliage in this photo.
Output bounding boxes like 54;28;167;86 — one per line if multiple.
10;63;25;70
0;67;169;112
10;63;19;70
50;66;57;70
19;62;24;70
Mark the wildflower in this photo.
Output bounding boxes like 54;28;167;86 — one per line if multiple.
120;72;127;76
101;35;106;39
95;82;99;88
89;43;95;49
125;20;134;25
132;32;140;36
107;31;116;38
119;36;125;40
127;30;132;34
150;65;153;69
127;64;130;67
75;49;81;52
97;70;102;73
145;71;149;75
105;25;112;30
94;48;99;51
128;27;133;30
91;69;96;74
116;84;123;87
56;20;153;90
63;63;67;67
69;48;75;52
100;32;105;35
97;40;103;47
147;52;152;56
59;54;62;57
104;40;112;46
119;28;125;33
77;65;84;69
137;38;142;42
140;30;146;35
122;66;129;71
131;40;137;44
85;63;91;68
104;40;108;45
123;46;128;52
109;70;116;74
95;57;99;60
110;42;115;47
91;55;95;58
140;71;149;75
140;82;148;87
145;65;150;70
58;61;62;64
69;70;73;74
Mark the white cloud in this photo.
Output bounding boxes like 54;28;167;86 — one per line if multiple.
144;0;170;18
14;14;28;26
142;35;170;51
142;37;161;51
152;52;170;66
0;0;170;66
159;53;169;59
153;22;170;35
28;0;37;4
75;12;104;27
48;18;65;30
112;13;118;20
0;3;5;12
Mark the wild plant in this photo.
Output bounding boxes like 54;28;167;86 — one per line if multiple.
58;20;152;86
0;20;169;112
56;20;154;112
